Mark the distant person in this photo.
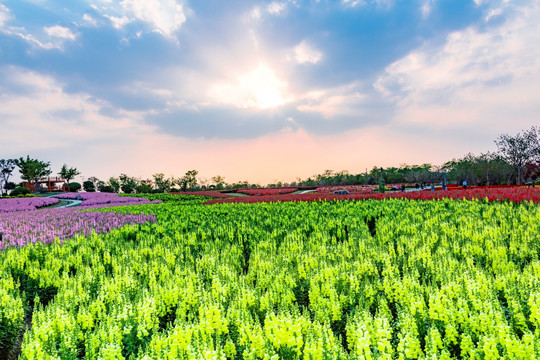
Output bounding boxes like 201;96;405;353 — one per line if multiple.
463;180;468;190
431;184;435;191
401;184;406;192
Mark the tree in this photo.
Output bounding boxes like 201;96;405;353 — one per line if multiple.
211;175;226;190
177;170;199;191
495;127;538;184
58;164;80;191
119;174;138;194
0;159;16;195
107;177;121;193
152;173;172;192
83;180;95;192
14;156;52;193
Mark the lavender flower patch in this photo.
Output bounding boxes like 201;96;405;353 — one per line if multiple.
0;208;156;249
55;192;162;207
0;197;60;213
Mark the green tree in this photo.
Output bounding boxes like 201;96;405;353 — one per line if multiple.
119;174;138;194
58;164;80;191
0;159;16;195
14;156;52;193
107;177;121;193
177;170;199;191
152;173;172;192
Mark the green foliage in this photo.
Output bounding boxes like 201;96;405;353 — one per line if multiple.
67;182;82;192
1;199;540;359
58;164;80;184
14;156;52;191
10;186;31;196
83;181;94;192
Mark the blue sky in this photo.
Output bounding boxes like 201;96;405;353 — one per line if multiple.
1;0;539;184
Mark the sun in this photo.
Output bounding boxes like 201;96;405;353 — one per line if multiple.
210;64;292;109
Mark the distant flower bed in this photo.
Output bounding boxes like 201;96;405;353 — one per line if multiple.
206;187;540;205
0;208;156;249
0;197;59;213
169;191;232;198
316;185;377;194
237;188;298;196
54;192;162;207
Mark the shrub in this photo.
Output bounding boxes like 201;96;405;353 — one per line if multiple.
10;186;31;196
67;182;82;192
83;181;94;192
100;185;115;193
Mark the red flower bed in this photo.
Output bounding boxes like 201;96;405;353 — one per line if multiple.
205;187;540;205
237;188;298;196
169;191;232;198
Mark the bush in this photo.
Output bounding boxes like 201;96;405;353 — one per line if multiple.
67;182;82;192
101;185;115;193
83;181;94;192
151;188;164;194
10;186;31;196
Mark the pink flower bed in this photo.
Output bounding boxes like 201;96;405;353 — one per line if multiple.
0;197;60;213
0;208;156;249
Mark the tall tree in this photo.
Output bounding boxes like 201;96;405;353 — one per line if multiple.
0;159;16;195
495;127;538;184
119;174;139;194
153;173;172;192
58;164;80;191
14;156;52;192
177;170;199;191
211;175;226;190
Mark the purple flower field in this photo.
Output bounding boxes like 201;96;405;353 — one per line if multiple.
0;207;157;249
55;192;162;207
0;197;60;212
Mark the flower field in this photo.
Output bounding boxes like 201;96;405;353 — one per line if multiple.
206;186;540;205
1;198;540;359
236;188;298;196
55;192;163;208
0;197;60;212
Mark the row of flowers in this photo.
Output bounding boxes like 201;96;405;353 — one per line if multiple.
237;188;298;196
0;197;60;212
0;208;157;249
206;187;540;204
54;192;162;207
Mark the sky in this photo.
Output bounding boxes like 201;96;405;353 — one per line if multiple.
1;0;539;185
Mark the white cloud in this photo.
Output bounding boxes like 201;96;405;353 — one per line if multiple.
0;4;11;28
209;64;293;109
485;8;503;22
266;2;287;15
342;0;366;8
292;41;322;64
296;83;367;118
104;14;131;29
0;66;153;154
374;3;540;132
44;25;77;40
119;0;187;37
245;2;288;21
421;0;434;18
92;0;187;38
82;14;98;27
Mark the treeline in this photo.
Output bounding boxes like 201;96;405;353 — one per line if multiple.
1;127;539;195
293;127;540;187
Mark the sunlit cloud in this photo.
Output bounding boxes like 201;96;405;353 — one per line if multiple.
92;0;187;38
208;64;293;109
292;41;323;64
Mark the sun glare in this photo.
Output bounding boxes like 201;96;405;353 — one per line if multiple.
210;64;291;109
